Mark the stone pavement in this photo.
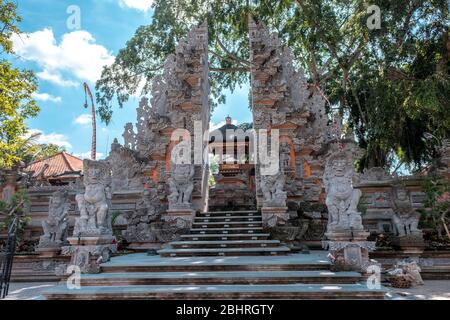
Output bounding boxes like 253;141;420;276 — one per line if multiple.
3;282;58;300
3;280;449;300
386;280;450;300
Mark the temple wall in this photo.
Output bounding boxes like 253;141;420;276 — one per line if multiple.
356;178;426;235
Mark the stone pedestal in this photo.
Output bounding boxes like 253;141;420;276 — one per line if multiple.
36;246;61;258
262;207;289;228
323;230;376;272
392;233;425;256
62;236;117;274
164;209;195;229
127;242;163;252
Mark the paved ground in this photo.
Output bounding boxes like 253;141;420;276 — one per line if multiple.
3;282;58;300
386;280;450;300
2;280;449;300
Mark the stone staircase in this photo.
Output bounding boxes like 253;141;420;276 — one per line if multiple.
42;210;386;300
43;253;386;299
158;210;290;257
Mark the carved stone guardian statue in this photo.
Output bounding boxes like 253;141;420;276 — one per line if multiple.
323;153;364;232
165;163;196;228
63;160;117;274
73;160;113;236
390;181;424;254
390;183;421;237
37;190;70;256
168;163;195;211
260;171;288;227
322;143;375;272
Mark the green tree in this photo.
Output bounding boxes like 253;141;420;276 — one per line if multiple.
96;0;449;171
0;0;39;169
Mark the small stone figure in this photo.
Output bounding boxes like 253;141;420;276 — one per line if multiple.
38;190;70;248
280;143;291;171
168;164;195;210
122;124;137;151
73;160;112;236
390;183;421;237
323;153;363;232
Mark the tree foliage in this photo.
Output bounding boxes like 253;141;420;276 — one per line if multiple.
96;0;449;171
0;1;40;169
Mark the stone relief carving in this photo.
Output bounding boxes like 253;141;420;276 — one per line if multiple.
390;182;421;237
261;172;287;207
73;160;113;236
280;143;291;172
359;167;392;183
168;164;195;210
38;190;70;248
323;152;364;232
122;185;162;243
107;139;143;192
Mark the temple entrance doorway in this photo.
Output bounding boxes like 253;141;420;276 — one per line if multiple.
208;115;257;212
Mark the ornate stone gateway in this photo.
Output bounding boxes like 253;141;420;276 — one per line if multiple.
248;17;328;227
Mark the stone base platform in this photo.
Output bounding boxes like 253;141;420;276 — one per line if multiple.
42;252;387;300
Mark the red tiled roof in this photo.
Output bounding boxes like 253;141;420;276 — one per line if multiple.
25;152;83;178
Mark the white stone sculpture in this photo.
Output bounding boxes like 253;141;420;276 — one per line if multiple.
261;172;287;207
73;160;113;236
388;259;424;286
38;190;70;248
323;152;364;232
390;183;421;237
168;164;195;210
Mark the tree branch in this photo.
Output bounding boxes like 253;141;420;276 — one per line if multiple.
215;37;251;67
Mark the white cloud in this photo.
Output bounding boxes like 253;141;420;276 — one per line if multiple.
27;129;72;149
119;0;153;12
74;114;92;125
12;28;115;86
32;92;62;103
37;70;78;87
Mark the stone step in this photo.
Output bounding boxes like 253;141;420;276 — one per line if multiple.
171;240;280;249
199;211;259;217
157;246;290;257
192;221;263;228
78;271;363;286
44;283;386;300
100;253;331;273
180;233;270;241
190;227;264;234
421;266;450;280
194;216;262;222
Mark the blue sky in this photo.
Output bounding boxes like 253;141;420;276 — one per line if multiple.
9;0;251;159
